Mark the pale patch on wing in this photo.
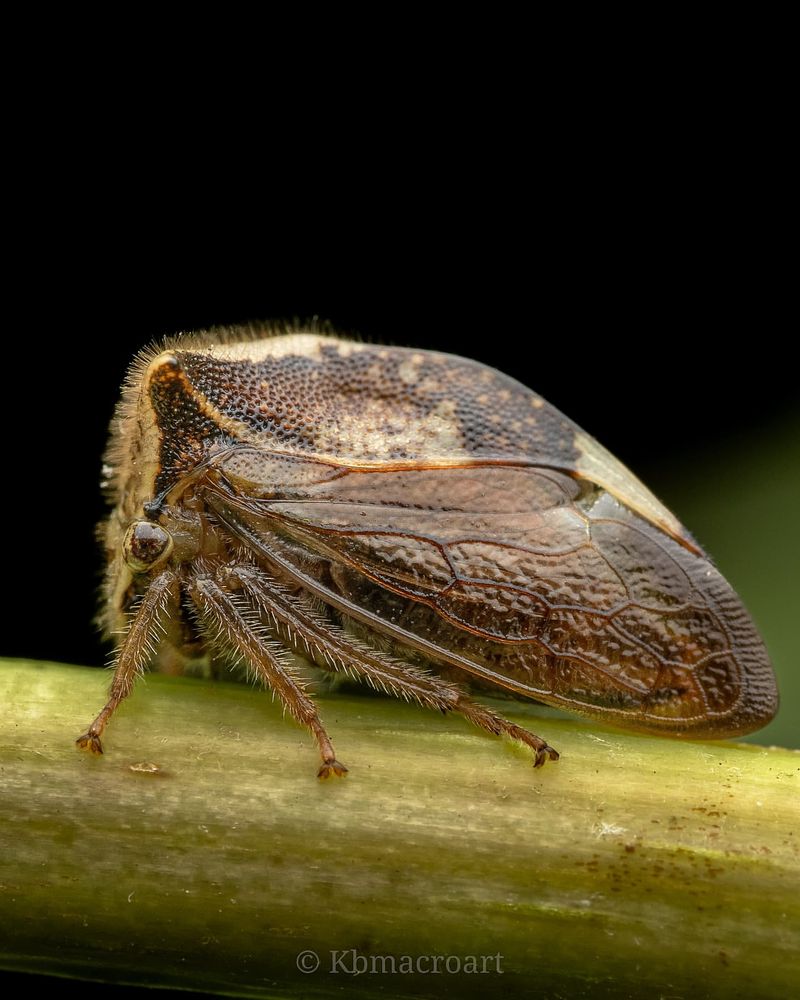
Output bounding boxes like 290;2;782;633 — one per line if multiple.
200;333;360;362
573;430;696;552
397;353;425;384
313;397;466;460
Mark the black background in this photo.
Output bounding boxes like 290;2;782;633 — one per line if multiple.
1;38;795;998
1;100;796;999
4;217;797;668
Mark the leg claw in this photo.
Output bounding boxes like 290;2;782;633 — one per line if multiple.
533;744;560;768
318;758;348;779
76;732;104;755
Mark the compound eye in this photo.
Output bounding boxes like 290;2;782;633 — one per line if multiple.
123;521;174;573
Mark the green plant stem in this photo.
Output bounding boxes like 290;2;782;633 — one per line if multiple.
0;659;797;999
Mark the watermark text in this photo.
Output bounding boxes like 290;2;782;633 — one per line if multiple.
296;949;503;975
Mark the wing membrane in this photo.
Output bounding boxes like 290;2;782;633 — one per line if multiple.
205;458;774;736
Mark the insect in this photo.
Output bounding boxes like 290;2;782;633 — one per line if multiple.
78;326;779;777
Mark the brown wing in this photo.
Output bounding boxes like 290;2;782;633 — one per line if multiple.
206;455;777;738
151;334;693;549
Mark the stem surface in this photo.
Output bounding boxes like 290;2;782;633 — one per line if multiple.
1;659;797;999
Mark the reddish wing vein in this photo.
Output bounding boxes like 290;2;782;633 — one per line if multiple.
204;462;767;731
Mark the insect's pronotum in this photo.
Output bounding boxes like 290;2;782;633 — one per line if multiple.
78;327;778;776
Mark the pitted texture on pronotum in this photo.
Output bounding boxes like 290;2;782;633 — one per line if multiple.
150;336;582;489
83;326;778;777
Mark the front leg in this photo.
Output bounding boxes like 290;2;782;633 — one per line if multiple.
76;570;178;754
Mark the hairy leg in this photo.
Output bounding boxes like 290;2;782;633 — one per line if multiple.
228;564;462;710
77;569;178;754
229;563;559;768
452;697;559;768
189;570;347;778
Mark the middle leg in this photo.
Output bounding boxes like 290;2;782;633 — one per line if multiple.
189;571;347;778
230;562;559;768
